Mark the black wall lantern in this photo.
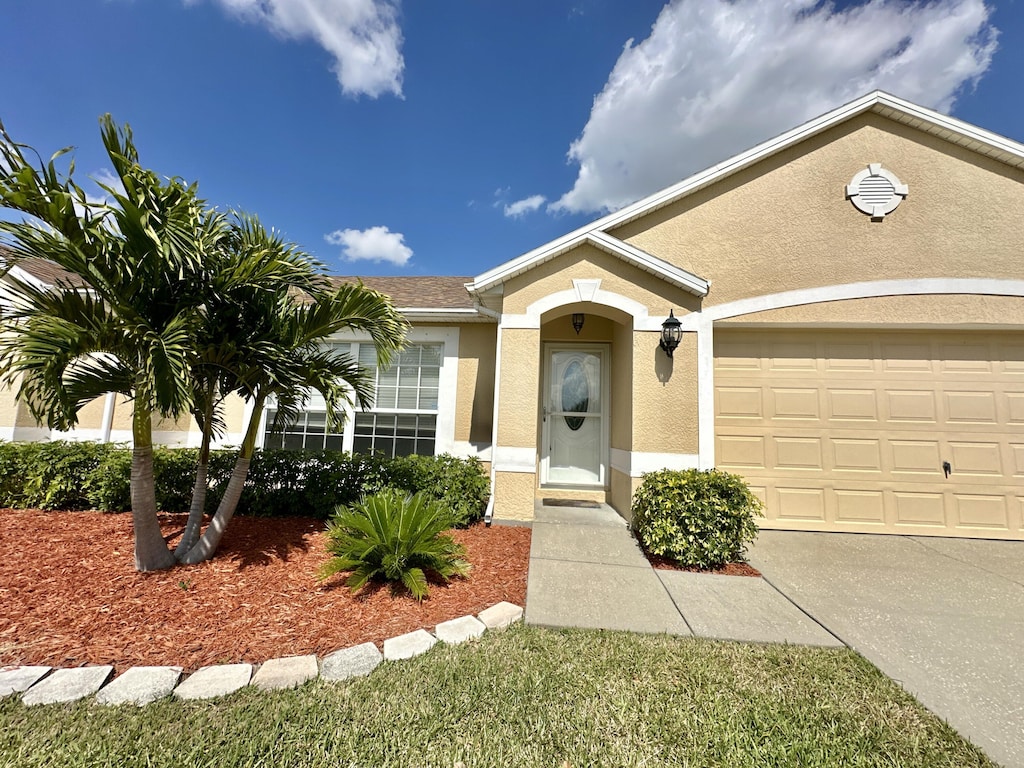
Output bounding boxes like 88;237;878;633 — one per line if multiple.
659;309;682;357
572;313;585;335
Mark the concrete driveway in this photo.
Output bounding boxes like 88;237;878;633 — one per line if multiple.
748;531;1024;768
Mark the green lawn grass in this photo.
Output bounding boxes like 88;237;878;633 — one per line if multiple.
0;625;991;768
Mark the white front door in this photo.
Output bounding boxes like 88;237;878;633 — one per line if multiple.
541;346;608;486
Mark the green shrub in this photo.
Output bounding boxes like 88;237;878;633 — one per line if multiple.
85;447;133;512
631;468;763;569
386;454;489;527
0;441;116;510
0;441;490;521
319;489;470;600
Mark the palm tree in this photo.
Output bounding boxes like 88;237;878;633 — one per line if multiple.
0;115;222;571
177;280;407;564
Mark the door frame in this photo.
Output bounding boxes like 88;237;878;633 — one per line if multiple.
539;342;611;488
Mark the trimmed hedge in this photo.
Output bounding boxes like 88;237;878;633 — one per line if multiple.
631;468;763;569
0;441;489;525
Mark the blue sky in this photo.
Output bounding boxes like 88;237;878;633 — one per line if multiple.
2;0;1021;276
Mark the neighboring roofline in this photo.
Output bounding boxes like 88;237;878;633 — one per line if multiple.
469;90;1024;294
469;230;709;297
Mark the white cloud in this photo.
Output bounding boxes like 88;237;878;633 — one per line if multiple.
503;194;546;218
551;0;998;215
325;225;412;266
199;0;403;98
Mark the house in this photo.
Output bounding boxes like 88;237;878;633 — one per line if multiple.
4;90;1024;540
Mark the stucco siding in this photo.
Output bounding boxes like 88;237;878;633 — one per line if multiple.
501;243;700;316
610;321;633;453
615;113;1024;310
632;332;698;455
609;467;633;521
496;328;541;448
493;470;536;521
454;323;496;445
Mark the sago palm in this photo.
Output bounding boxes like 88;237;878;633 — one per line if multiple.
320;489;471;601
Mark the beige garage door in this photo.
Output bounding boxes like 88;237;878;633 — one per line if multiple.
715;329;1024;539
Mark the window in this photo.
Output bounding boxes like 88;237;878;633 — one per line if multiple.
262;409;345;451
262;341;443;458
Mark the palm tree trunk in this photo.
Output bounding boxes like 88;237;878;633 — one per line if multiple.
131;406;175;572
179;398;264;565
174;462;208;559
175;386;215;560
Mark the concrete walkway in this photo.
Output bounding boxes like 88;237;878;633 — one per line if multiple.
524;502;839;646
749;531;1024;768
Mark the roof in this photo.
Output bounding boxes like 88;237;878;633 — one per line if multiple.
468;90;1024;295
0;248;86;288
330;275;475;310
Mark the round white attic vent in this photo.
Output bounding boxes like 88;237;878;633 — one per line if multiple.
846;163;908;221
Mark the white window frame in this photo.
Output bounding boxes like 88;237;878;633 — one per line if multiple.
261;326;460;456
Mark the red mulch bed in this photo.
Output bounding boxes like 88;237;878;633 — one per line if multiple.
647;553;761;577
0;509;530;674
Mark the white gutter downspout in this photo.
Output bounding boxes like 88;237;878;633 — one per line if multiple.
100;392;116;443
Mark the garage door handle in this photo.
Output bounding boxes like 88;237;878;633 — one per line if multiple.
942;461;952;478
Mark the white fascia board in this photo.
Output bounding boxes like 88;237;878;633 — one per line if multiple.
586;231;708;296
399;308;493;324
469;90;1024;296
469;231;594;294
6;265;51;291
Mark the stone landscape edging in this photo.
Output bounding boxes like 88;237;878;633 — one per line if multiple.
0;601;524;706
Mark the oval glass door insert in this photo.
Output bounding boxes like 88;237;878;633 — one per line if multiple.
561;360;589;431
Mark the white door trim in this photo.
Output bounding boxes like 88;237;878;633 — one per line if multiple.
540;343;611;488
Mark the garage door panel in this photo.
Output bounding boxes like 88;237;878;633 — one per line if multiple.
945;390;998;424
832;438;882;472
717;387;762;419
834;489;887;524
827;389;878;421
771;388;820;419
775;487;827;521
824;342;875;371
768;341;818;371
1006;393;1024;423
881;343;933;372
774;437;823;470
953;494;1009;530
715;330;1024;540
948;441;1003;477
890;440;941;474
893;492;947;527
938;343;991;372
717;435;766;469
886;390;937;422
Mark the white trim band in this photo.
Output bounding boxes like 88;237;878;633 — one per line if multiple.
610;448;701;477
492;446;537;474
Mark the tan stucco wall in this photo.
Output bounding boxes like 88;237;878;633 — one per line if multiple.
609;467;633;521
0;375;20;432
493;471;536;520
222;393;248;439
496;327;541;448
614;113;1024;313
632;332;698;454
720;293;1024;327
610;321;634;453
454;323;496;445
501;244;701;316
